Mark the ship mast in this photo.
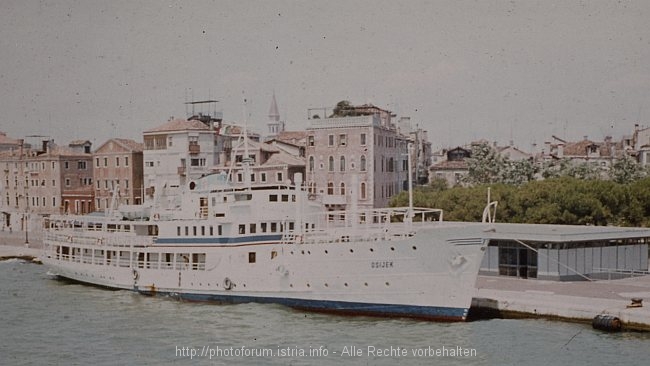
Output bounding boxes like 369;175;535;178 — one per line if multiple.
242;97;252;189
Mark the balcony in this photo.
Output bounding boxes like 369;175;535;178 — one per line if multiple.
188;143;200;155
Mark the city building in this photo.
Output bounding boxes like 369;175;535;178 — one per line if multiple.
0;131;29;152
265;93;285;141
305;103;410;210
142;118;217;201
0;140;93;231
428;147;471;187
217;138;305;187
93;138;144;211
398;117;432;185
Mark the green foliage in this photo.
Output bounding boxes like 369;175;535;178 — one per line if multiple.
609;154;644;183
465;142;535;186
389;176;650;226
428;177;448;191
465;143;504;185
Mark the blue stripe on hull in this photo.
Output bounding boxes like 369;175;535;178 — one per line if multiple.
155;234;283;245
138;289;468;321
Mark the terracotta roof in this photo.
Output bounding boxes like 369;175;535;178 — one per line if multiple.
112;138;144;152
275;131;307;145
563;140;614;157
0;132;21;145
68;140;91;146
429;160;468;170
262;151;305;167
233;139;280;153
49;145;91;157
144;119;210;133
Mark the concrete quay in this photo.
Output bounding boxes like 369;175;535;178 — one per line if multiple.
471;275;650;331
0;231;43;262
3;230;650;331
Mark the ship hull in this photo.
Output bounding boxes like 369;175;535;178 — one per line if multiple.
42;223;488;321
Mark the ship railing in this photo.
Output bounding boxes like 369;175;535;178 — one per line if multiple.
284;222;420;245
43;231;153;248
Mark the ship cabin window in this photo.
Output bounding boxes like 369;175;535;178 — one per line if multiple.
250;224;256;234
192;253;206;270
234;193;252;201
209;226;214;236
261;223;267;233
185;226;189;236
177;227;181;236
193;226;197;236
269;194;278;202
248;252;256;263
239;224;245;234
281;194;289;202
137;253;145;268
201;226;205;236
107;251;115;266
147;253;159;269
162;253;173;269
147;225;158;236
289;222;294;231
271;223;277;232
218;225;223;235
176;253;190;270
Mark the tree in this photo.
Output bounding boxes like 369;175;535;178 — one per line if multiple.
330;100;353;117
465;142;504;185
500;159;536;185
609;154;644;183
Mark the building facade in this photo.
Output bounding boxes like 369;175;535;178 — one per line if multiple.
0;141;94;231
143;118;216;201
305;104;409;210
93;138;144;211
428;147;471;187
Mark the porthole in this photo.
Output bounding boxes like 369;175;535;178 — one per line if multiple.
324;283;328;287
307;283;311;288
325;250;328;254
370;248;374;252
349;249;354;253
385;282;390;286
412;246;417;250
390;247;395;251
344;283;348;287
364;282;368;286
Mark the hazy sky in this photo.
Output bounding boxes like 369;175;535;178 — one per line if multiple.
1;0;649;150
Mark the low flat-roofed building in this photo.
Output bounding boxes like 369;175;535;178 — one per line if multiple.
480;223;650;281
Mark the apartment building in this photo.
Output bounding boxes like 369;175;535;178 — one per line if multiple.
93;138;144;211
142;118;217;201
305;103;410;210
0;140;93;230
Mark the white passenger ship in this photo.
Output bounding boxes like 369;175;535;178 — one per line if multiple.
42;172;491;321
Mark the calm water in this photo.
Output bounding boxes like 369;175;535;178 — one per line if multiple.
2;259;650;366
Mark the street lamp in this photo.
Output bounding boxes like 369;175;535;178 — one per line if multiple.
24;195;29;245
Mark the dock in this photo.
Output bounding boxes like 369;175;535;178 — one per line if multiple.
0;231;42;263
2;231;650;330
471;275;650;331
